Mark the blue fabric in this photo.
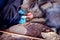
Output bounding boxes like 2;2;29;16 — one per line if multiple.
18;16;26;24
18;9;26;14
18;9;26;24
19;18;26;24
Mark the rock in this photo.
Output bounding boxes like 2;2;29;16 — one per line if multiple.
41;32;60;40
53;0;60;4
41;2;52;10
8;23;52;38
22;0;44;18
21;0;30;9
46;3;60;30
31;18;46;24
29;4;43;18
8;24;27;35
0;34;32;40
0;33;44;40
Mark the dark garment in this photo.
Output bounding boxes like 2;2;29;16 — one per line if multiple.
0;0;23;30
0;0;8;11
0;0;6;9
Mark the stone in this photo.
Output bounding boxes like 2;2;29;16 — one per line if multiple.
31;18;46;24
0;34;32;40
41;32;60;40
46;3;60;30
29;4;43;18
0;33;44;40
8;23;52;38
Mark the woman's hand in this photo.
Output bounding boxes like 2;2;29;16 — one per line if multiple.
26;12;33;19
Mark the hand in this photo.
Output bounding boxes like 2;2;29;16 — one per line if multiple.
26;12;33;19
